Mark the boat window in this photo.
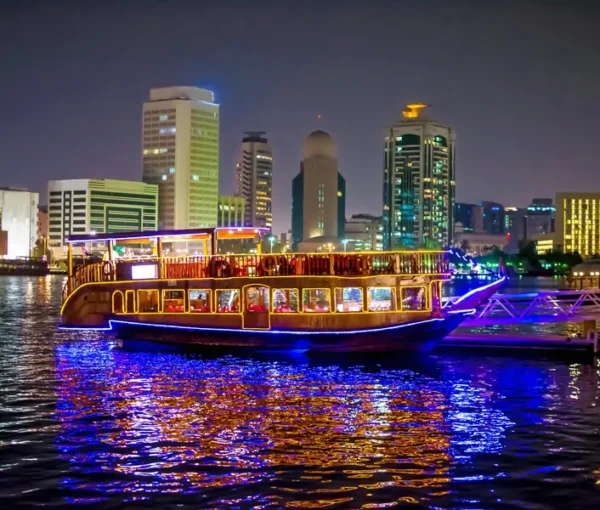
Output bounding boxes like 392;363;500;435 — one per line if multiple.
273;288;299;313
245;286;269;312
367;287;396;312
163;290;185;313
303;288;331;313
335;287;363;312
216;289;240;313
138;290;159;313
125;290;136;313
401;286;428;311
112;291;124;313
189;289;211;313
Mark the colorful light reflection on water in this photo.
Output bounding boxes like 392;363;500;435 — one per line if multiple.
1;277;600;509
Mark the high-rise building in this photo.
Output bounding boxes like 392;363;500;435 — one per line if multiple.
555;192;600;257
142;86;219;230
455;203;475;232
217;195;245;228
480;201;505;235
291;130;345;249
37;204;48;242
0;188;39;258
382;103;455;249
504;206;527;252
234;131;272;229
526;198;555;238
47;179;158;257
344;214;383;252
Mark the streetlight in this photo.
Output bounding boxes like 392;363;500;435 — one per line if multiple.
342;239;348;252
269;235;276;254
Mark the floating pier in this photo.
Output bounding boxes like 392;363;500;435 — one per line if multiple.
437;330;598;359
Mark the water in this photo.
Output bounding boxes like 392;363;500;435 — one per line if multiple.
1;276;599;509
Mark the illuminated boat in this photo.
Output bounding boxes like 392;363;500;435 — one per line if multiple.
59;227;503;352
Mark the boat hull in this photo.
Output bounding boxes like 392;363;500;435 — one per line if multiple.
107;311;470;353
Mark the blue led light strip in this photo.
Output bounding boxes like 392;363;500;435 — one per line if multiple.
59;311;473;336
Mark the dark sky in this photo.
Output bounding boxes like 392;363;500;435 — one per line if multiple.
2;0;599;234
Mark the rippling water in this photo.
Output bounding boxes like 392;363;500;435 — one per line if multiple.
1;277;599;509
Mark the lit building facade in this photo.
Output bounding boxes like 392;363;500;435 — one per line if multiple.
0;188;39;258
480;201;505;235
383;104;455;249
234;131;272;229
142;86;219;230
526;198;555;237
291;130;346;249
344;214;383;252
555;192;600;257
504;206;527;253
48;179;158;257
37;204;48;241
217;195;245;228
453;232;508;257
534;234;554;255
454;202;475;233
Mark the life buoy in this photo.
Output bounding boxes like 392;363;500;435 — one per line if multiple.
259;255;277;276
102;261;114;281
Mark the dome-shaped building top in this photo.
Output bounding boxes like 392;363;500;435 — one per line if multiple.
302;130;336;159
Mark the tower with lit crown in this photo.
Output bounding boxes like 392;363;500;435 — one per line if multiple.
382;104;455;249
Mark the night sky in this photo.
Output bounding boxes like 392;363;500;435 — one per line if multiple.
2;0;599;234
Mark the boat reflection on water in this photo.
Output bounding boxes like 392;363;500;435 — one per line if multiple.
54;341;517;507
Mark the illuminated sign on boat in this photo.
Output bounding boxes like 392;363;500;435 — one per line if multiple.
131;264;158;280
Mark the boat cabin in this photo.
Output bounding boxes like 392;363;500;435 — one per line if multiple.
61;227;450;331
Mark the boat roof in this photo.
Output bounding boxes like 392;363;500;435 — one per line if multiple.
67;227;270;244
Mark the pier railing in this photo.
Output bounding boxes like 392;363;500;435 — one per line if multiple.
64;251;449;299
444;288;600;325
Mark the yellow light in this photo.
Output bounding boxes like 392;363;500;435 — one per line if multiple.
402;103;428;118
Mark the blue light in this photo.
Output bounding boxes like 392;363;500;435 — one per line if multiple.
59;308;476;337
453;276;507;305
108;316;450;336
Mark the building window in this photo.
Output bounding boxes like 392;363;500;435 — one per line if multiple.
272;289;299;313
401;286;427;311
245;286;269;312
138;290;159;313
163;290;185;312
303;289;331;313
216;290;240;313
335;288;363;312
367;287;396;312
189;289;211;313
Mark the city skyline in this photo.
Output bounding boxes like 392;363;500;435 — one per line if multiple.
1;1;599;235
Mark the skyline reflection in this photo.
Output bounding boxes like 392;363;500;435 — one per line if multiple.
52;342;530;507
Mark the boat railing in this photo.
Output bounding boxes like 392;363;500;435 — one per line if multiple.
63;251;450;301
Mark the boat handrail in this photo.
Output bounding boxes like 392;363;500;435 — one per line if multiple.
62;251;450;301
